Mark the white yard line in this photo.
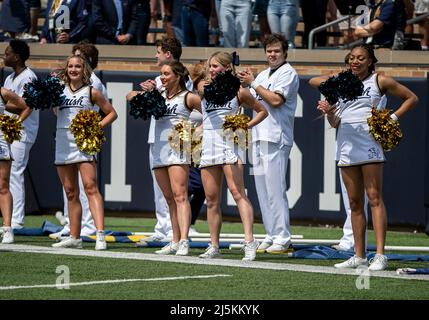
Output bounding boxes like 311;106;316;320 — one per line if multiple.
1;244;429;281
0;274;231;291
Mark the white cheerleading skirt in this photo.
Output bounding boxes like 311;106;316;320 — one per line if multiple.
151;139;191;169
336;121;385;167
55;128;95;165
0;133;12;161
199;129;241;168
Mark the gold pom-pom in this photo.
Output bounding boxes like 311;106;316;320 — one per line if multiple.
70;110;106;155
0;114;22;144
168;120;202;166
367;107;403;151
223;114;250;148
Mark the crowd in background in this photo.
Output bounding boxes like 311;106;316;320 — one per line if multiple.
0;0;428;50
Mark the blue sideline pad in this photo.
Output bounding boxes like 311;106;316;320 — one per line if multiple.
13;221;131;237
290;245;429;262
396;268;429;275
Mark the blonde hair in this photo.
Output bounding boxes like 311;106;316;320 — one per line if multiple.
60;55;93;86
206;51;236;81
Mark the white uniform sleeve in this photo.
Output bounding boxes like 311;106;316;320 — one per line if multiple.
272;69;299;101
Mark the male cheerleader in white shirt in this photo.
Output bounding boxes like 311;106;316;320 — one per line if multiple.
2;39;39;230
239;33;299;253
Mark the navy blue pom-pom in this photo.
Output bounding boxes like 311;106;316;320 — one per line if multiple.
23;76;65;110
129;90;167;120
204;71;241;106
319;69;363;105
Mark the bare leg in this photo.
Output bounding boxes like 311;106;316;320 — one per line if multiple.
78;161;104;230
362;163;386;255
341;166;366;258
223;162;254;242
201;166;223;247
168;165;191;240
155;167;180;242
57;164;81;238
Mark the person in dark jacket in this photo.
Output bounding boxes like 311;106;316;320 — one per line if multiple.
92;0;139;45
40;0;88;44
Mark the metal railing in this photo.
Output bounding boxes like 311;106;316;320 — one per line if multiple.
308;11;429;50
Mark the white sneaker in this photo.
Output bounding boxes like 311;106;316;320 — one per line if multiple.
242;239;259;261
1;227;14;244
95;231;107;250
52;236;83;248
332;244;352;252
199;244;222;259
49;230;69;240
334;255;368;269
155;242;178;255
55;211;67;226
188;226;200;236
256;241;272;253
368;254;388;271
136;235;166;247
266;242;291;254
176;239;190;256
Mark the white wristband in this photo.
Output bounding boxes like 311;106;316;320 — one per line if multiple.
250;81;258;90
390;113;399;122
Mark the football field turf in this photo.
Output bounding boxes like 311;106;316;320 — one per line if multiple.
1;215;428;301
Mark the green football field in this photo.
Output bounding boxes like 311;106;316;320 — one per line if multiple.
1;215;428;301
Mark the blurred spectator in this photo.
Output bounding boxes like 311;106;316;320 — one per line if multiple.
40;0;88;44
213;0;224;46
172;0;184;43
181;0;211;46
414;0;429;50
80;0;96;43
136;0;151;44
354;0;405;48
28;0;41;37
147;0;159;43
253;0;271;45
0;0;30;38
220;0;253;48
326;0;340;46
301;0;329;48
267;0;299;48
163;0;175;37
92;0;139;45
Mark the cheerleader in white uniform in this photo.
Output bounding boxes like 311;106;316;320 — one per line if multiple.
310;44;418;271
0;86;31;244
198;52;268;261
151;61;202;256
52;55;117;250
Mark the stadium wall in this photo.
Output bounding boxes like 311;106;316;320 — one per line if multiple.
1;68;427;228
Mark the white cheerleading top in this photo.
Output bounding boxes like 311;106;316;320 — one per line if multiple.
4;67;39;143
251;62;299;146
57;85;96;129
202;95;240;130
148;76;193;144
336;73;383;123
155;90;192;134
